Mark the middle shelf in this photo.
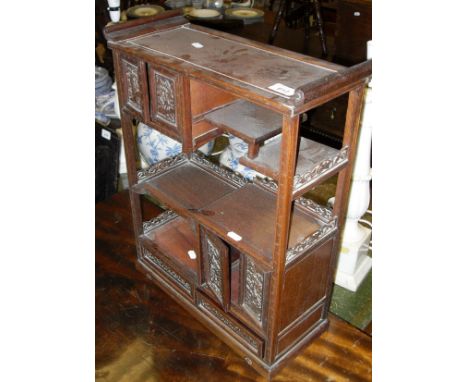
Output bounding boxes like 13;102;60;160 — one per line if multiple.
134;153;337;268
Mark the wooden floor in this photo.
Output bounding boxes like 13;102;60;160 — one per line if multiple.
96;192;372;381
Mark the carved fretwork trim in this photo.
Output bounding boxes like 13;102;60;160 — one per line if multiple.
137;153;187;180
142;210;178;234
154;71;177;127
286;218;338;263
253;177;278;193
199;298;259;349
293;146;349;191
142;248;192;294
296;197;334;221
190;153;247;187
206;237;223;301
243;257;264;322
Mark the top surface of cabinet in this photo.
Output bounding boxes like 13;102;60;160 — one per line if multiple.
127;26;334;93
106;18;365;114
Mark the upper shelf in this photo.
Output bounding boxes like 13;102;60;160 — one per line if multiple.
240;136;349;198
106;16;372;114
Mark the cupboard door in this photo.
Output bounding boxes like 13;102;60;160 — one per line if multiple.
230;254;270;331
119;55;147;116
148;65;182;140
200;227;230;311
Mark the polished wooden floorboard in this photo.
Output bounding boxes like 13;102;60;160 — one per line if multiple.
96;192;372;381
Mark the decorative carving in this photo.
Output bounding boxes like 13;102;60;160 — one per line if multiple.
142;210;178;234
199;298;259;350
142;248;192;294
286;218;338;263
293;146;349;191
206;237;223;301
122;59;142;111
137;153;187;180
190;153;247;187
253;177;278;193
154;71;177;126
296;197;334;221
243;257;265;322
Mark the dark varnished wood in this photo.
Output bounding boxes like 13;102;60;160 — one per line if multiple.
96;192;372;381
105;14;371;379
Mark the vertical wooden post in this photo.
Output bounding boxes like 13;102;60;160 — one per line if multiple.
264;114;300;363
113;50;144;254
322;84;366;315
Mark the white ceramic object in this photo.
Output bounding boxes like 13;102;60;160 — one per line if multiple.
137;123;214;168
107;0;121;22
219;134;263;181
333;40;373;292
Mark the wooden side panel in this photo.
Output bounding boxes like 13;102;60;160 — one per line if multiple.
190;79;238;118
279;239;334;331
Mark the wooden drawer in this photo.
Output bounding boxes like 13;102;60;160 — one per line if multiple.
118;54;148;116
147;64;183;141
140;245;195;300
197;292;264;357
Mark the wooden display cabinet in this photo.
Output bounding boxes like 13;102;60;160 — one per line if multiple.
105;10;371;379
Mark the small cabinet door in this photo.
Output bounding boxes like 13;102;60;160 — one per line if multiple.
200;227;230;311
230;253;270;332
148;64;182;141
118;54;148;116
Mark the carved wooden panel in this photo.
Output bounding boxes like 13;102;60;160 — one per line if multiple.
197;293;264;357
148;65;181;138
200;228;230;311
238;254;270;327
141;247;193;298
120;56;145;113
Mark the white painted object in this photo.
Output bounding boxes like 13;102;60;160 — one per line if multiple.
107;0;121;22
333;40;373;292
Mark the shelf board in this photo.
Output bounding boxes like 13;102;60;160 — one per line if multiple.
135;154;245;217
195;184;331;267
140;211;198;281
203;100;283;148
239;137;349;197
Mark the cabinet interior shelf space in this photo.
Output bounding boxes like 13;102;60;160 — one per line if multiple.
133;154;337;268
139;211;198;282
240;136;349;197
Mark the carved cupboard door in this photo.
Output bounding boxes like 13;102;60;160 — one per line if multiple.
231;254;270;331
148;64;182;141
118;55;148;117
200;227;230;311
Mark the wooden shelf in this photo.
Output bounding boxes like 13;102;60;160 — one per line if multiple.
139;211;198;282
134;154;246;217
240;136;349;197
203;100;283;158
196;184;336;268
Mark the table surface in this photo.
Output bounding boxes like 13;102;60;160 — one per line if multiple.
96;191;372;381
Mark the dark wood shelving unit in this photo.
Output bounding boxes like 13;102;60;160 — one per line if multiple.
105;11;371;379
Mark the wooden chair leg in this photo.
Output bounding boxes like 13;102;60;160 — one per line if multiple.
303;2;311;55
268;0;289;44
312;0;328;57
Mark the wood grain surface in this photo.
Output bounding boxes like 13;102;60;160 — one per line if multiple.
96;192;372;381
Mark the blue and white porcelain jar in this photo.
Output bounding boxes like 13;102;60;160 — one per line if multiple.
219;134;263;181
137;122;214;167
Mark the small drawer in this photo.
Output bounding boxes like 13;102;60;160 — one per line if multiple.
140;245;194;299
118;54;148;116
148;64;183;141
197;292;264;357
